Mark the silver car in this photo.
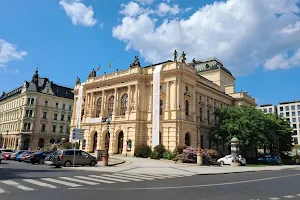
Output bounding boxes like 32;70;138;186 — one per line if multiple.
50;149;98;167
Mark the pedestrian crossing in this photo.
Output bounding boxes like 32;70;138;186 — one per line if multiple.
0;173;193;194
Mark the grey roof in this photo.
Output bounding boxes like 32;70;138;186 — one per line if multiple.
191;57;233;76
0;69;74;102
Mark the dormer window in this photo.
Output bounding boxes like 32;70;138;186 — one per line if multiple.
206;64;209;69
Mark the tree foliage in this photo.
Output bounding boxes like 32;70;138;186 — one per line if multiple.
210;106;293;154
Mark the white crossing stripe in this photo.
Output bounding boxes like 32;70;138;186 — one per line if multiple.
73;176;115;184
22;179;57;189
296;194;300;196
0;188;9;194
116;174;154;180
58;177;99;185
270;197;281;200
283;195;295;198
102;174;143;181
0;180;35;191
89;175;129;183
129;174;166;179
41;178;81;187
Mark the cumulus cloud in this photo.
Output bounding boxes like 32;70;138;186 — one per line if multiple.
157;2;180;16
264;48;300;70
135;0;154;5
120;1;144;17
0;39;27;69
113;0;300;75
59;0;97;27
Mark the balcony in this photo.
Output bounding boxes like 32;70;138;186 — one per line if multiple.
21;129;32;133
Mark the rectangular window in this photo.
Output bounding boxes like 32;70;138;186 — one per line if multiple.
294;137;298;145
67;115;71;121
293;124;297;129
45;101;48;107
25;110;29;117
292;118;296;123
291;105;295;110
54;113;57;120
293;130;298;135
27;123;31;130
56;102;59;109
29;110;33;117
280;113;284;117
269;108;272;113
285;106;289;111
43;112;47;119
31;98;34;105
61;114;64;121
292;112;296;116
27;98;30;104
297;105;300;110
298;111;300;116
286;112;290;117
279;107;283;111
69;105;72;111
286;118;290;122
263;108;267;113
62;104;65;110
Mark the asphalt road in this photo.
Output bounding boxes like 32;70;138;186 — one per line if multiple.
1;160;300;200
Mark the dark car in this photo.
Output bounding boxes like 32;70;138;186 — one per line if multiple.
258;154;278;164
30;151;52;164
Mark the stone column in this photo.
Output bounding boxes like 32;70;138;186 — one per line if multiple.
127;85;131;115
164;81;170;120
113;88;118;118
134;85;138;111
192;86;196;121
90;93;94;118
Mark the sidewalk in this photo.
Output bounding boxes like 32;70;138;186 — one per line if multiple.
66;155;300;175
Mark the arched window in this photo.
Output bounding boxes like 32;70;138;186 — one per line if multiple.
41;124;46;132
185;100;189;116
95;97;102;117
120;93;128;115
38;138;45;148
108;96;114;116
50;138;55;144
199;107;203;121
60;126;63;133
185;133;190;146
31;98;34;105
207;109;210;122
52;125;56;132
81;109;84;120
160;100;163;115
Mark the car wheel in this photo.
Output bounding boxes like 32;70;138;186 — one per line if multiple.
64;161;71;167
90;160;96;166
39;159;45;165
220;161;224;166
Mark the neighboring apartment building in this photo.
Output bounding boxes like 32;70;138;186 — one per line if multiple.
70;54;256;156
0;69;74;150
257;101;300;145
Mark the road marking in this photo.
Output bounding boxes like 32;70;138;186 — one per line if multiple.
0;180;35;191
270;198;280;200
132;174;166;179
0;188;9;194
73;176;114;184
102;174;143;181
296;194;300;196
116;174;155;180
89;175;129;183
59;177;99;185
22;179;57;189
283;195;295;198
41;178;82;187
68;173;300;191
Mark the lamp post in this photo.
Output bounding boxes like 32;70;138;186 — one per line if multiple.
5;130;8;149
197;124;203;165
102;117;111;167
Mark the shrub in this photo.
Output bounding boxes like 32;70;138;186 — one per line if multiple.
175;148;219;165
173;145;188;155
163;151;175;160
134;145;152;158
153;144;166;158
150;151;161;159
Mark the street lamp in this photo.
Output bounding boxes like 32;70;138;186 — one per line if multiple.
197;125;203;165
4;130;8;149
102;117;111;167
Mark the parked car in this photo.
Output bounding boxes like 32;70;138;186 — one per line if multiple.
16;151;34;162
258;154;278;164
2;152;12;160
0;151;3;163
30;151;52;164
46;149;97;167
217;155;246;166
11;150;25;160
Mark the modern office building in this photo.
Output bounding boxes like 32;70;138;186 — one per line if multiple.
257;104;277;114
0;69;74;150
70;53;256;156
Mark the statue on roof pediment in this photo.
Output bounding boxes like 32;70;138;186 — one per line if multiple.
88;69;96;79
76;77;81;85
179;51;186;63
130;56;141;68
173;50;178;62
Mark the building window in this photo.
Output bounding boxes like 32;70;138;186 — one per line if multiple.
67;115;71;121
31;98;34;105
263;108;267;113
45;101;48;107
292;118;296;123
54;113;57;120
200;107;203;121
279;107;283;112
56;102;59;109
52;125;56;132
280;113;284;117
297;105;300;110
186;86;188;91
27;98;30;104
286;112;290;117
207;109;210;122
294;137;298;145
24;123;27;130
62;104;65;110
66;127;70;133
286;118;290;122
27;123;31;130
60;126;63;133
41;124;46;132
293;130;297;135
108;96;114;116
292;112;296;116
61;114;65;121
291;105;295;110
293;124;297;129
159;132;162;145
121;94;128;115
69;105;72;111
185;133;190;146
160;100;163;116
96;97;102;117
25;110;29;117
269;108;272;113
185;100;189;116
42;112;47;119
285;106;289;111
298;111;300;116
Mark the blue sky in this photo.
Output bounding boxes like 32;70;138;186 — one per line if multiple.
0;0;299;106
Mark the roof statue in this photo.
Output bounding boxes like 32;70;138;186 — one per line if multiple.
192;58;196;67
179;51;186;63
173;50;178;62
130;56;141;68
76;77;81;85
88;69;96;79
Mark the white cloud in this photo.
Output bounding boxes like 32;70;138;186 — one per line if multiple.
113;0;300;75
157;2;180;16
120;1;144;17
0;39;27;69
135;0;154;5
264;48;300;70
59;0;97;27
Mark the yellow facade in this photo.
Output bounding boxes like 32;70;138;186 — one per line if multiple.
71;57;256;156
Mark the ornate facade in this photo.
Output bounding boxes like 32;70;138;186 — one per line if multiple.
0;69;74;150
71;54;256;156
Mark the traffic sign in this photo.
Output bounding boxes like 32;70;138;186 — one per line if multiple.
73;128;84;140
